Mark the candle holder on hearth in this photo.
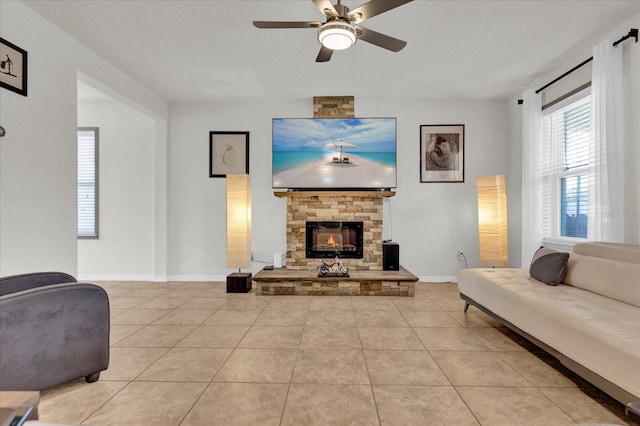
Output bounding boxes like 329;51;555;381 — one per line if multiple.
318;255;349;277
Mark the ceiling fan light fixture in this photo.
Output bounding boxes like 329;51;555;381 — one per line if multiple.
318;21;356;50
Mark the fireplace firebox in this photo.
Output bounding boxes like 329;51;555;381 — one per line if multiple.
306;221;364;259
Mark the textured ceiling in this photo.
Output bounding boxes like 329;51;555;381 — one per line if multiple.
24;0;640;102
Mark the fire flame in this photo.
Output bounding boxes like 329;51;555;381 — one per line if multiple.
327;236;337;246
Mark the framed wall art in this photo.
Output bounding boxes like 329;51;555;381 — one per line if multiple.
209;131;249;177
420;124;464;183
0;37;28;97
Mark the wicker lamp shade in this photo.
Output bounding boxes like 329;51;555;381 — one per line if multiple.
226;174;252;270
477;174;508;268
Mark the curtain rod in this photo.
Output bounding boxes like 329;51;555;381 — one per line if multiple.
517;28;638;105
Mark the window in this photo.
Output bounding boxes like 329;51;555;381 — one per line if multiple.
78;127;99;238
541;90;590;240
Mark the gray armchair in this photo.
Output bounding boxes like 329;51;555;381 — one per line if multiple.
0;272;110;391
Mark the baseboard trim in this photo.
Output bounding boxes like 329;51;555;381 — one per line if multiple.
167;275;227;282
418;276;457;283
78;274;456;284
77;274;157;282
78;274;228;282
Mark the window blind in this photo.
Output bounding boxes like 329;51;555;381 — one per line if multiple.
541;93;590;239
78;128;98;238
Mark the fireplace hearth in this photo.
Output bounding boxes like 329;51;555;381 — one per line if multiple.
306;221;363;259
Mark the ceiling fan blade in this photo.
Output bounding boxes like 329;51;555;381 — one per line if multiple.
311;0;339;18
316;45;334;62
348;0;413;23
355;25;407;52
253;21;322;29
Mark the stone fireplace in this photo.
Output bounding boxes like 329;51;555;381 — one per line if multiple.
283;192;384;271
253;190;417;296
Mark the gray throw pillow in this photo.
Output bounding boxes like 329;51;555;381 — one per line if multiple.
529;247;569;286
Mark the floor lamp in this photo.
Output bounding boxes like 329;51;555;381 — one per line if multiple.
226;174;252;293
477;175;508;268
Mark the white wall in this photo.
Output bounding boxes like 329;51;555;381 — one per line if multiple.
0;0;167;277
168;98;509;281
1;1;78;276
77;100;156;279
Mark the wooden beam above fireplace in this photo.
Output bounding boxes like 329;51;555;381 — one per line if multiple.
274;191;395;198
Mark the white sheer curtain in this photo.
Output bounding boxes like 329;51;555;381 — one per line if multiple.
521;89;543;265
589;39;624;242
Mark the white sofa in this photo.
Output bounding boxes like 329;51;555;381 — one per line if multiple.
458;242;640;414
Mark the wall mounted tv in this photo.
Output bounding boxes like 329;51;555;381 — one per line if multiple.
272;117;397;190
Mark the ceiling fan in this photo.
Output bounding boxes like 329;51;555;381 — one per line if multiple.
253;0;413;62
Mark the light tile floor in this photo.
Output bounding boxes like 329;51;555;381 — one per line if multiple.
38;281;639;426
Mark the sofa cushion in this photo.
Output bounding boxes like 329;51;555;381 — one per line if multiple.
573;242;640;263
529;247;569;286
563;252;640;308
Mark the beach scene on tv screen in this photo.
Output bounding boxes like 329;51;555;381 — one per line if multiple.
272;118;397;189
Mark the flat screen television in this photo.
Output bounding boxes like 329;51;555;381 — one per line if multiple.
272;117;397;190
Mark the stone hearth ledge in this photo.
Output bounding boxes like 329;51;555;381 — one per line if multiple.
252;266;418;296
